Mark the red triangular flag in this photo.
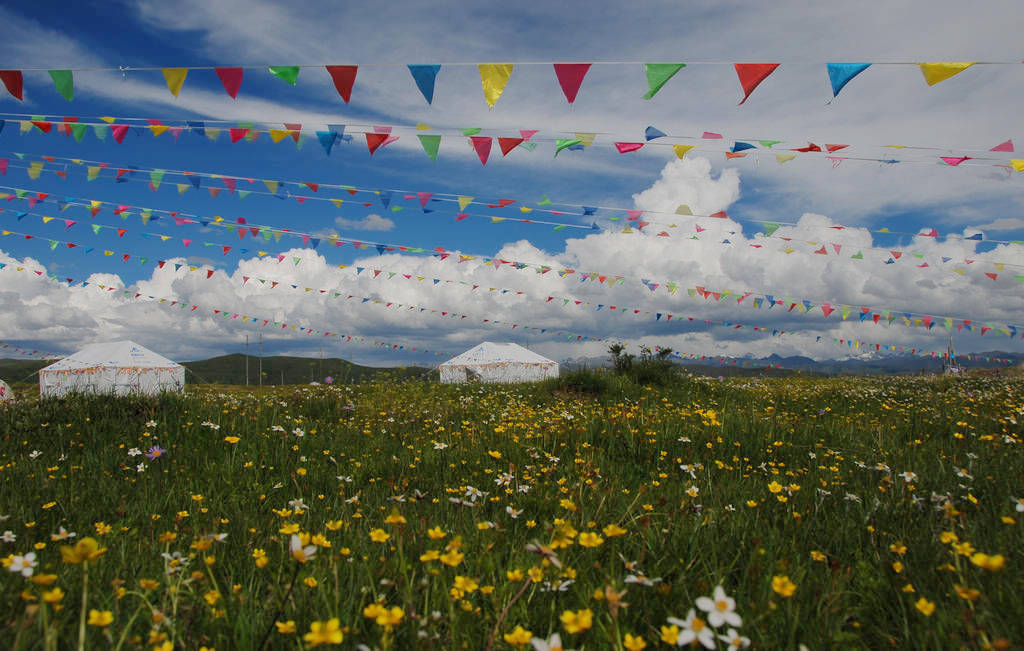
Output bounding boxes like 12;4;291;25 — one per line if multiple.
417;192;433;209
990;139;1014;152
0;70;23;101
552;63;591;104
110;125;130;144
284;122;302;142
215;67;243;99
366;133;390;155
222;177;236;193
614;142;644;154
303;182;319;192
229;128;249;142
734;63;779;104
470;136;492;165
825;144;849;153
325;65;358;103
498;137;524;156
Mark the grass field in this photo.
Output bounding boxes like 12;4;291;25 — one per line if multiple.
1;373;1021;649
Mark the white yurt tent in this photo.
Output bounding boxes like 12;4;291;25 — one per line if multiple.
39;341;185;398
0;378;13;403
439;342;559;384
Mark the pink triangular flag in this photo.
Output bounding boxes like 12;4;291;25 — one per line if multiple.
702;131;722;139
990;139;1014;152
110;125;130;144
614;142;644;154
626;210;643;220
552;63;591;104
470;136;492;165
520;130;538;141
940;156;971;166
734;63;780;104
215;67;243;99
222;177;237;193
417;192;433;209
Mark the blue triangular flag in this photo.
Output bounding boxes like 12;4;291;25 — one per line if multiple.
189;176;201;189
379;190;392;208
965;233;983;240
582;206;597;215
0;119;4;135
731;141;755;152
375;245;386;255
827;63;871;97
316;130;338;156
326;124;345;136
408;65;441;104
645;126;666;141
186;121;205;137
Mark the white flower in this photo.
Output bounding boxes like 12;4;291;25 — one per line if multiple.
680;464;697;479
433;442;449;450
29;450;41;459
718;628;751;650
531;633;570;651
1015;497;1024;513
517;485;532;494
464;485;486;502
2;531;16;543
292;428;305;437
899;471;918;483
205;533;228;542
136;463;147;473
288;498;309;512
128;448;142;457
146;420;157;427
624;574;662;586
50;527;77;541
668;609;716;649
161;551;190;575
271;425;285;432
8;552;37;577
289;534;317;562
844;493;861;503
336;475;353;483
495;472;514;486
696;585;742;628
506;506;523;519
678;436;692;443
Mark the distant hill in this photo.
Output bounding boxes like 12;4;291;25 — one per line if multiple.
0;354;432;387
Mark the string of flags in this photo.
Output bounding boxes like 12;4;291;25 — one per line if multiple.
3;217;1021;345
0;340;60;359
4;186;1020;284
0;61;1013;107
1;244;1013;366
3;114;1022;172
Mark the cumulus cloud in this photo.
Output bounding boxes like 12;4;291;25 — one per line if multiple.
333;214;395;232
974;217;1024;231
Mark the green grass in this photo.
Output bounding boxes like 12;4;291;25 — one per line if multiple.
0;375;1021;649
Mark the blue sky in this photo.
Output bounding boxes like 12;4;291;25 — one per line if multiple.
0;0;1022;365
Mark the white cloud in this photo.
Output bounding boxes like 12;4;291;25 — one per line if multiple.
334;214;395;232
974;217;1024;231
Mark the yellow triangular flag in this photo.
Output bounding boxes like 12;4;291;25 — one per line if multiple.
1010;159;1024;173
41;216;53;224
885;144;907;149
269;129;291;143
479;63;514;108
177;184;189;194
574;132;595;146
776;153;796;164
161;68;188;97
71;159;82;165
458;196;473;210
520;206;533;213
416;123;433;131
264;180;279;193
995;263;1005;271
491;217;505;223
19;121;32;134
918;62;975;86
330;199;343;208
149;125;169;137
100;116;116;123
673;144;695;159
675;205;692;215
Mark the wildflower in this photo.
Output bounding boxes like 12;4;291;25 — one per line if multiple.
87;609;113;627
970;553;1006;571
578;532;604;548
427;526;446;539
719;628;751;650
384;510;407;525
890;542;907;555
374;606;404;628
290;534;317;563
288;498;309;513
624;574;662;587
1;531;15;543
136;463;146;473
687;486;700;498
204;590;220;606
303;618;344;646
145;445;166;459
504;625;533;648
29;450;41;459
7;552;37;577
668;609;716;649
506;506;523;519
94;522;112;536
531;632;566;651
275;620;296;634
954;541;976;557
560;608;593;634
325;520;343;531
304;577;318;588
139;578;160;590
488;450;502;459
420;550;440;562
603;523;627;537
223;436;240;444
369;528;390;543
453;575;479;594
899;471;918;483
1015;497;1024;513
128;448;141;456
696;585;742;628
939;531;959;544
915;597;935;616
528;567;544;583
771;575;796;598
42;587;64;603
624;632;647;650
440;550;464;567
892;562;904;574
61;537;106;564
507;568;524;581
810;551;827;562
954;585;980;601
660;625;681;645
433;442;449;450
768;481;783;494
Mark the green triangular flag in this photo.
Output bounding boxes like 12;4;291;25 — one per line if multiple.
149;170;165;189
140;210;151;224
461;127;481;136
238;190;251;200
642;63;685;99
48;70;74;101
268;66;300;85
92;125;108;140
850;251;864;259
418;134;441;161
71;123;88;142
758;140;781;148
91;224;101;234
538;194;552;206
555;139;583;156
763;222;781;236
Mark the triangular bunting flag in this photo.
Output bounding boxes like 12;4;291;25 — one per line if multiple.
418;134;441;161
215;67;243;98
268;66;300;85
498;137;524;156
826;63;870;97
919;62;975;86
479;64;514;108
408;64;441;104
990;139;1014;152
48;70;74;101
614;142;644;154
325;65;357;102
161;68;188;97
642;63;685;99
673;144;695;159
734;63;780;104
366;133;390;155
470;136;492;165
552;63;591;103
0;70;23;101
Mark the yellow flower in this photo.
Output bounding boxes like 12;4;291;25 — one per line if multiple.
384;510;407;525
602;523;627;537
304;577;318;588
87;609;113;627
42;587;64;603
624;633;647;650
204;590;221;606
528;567;544;583
376;606;404;628
223;436;240;444
453;575;479;593
660;625;680;644
311;534;331;548
139;578;160;590
506;568;524;582
939;531;959;544
746;500;758;508
768;481;783;494
60;537;107;564
325;520;344;531
94;522;112;536
440;550;464;567
810;551;826;562
891;561;904;574
303;618;344;646
252;549;269;568
771;575;796;598
369;528;390;543
158;532;177;543
363;603;386;620
560;498;578;511
578;532;604;548
915;597;935;616
890;542;907;555
954;585;980;601
560;608;593;634
427;526;446;540
970;553;1006;571
902;583;916;593
275;620;296;634
279;523;300;535
488;450;502;459
420;550;440;563
953;541;976;557
503;625;532;648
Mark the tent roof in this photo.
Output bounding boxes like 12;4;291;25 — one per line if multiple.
440;342;556;367
41;341;181;371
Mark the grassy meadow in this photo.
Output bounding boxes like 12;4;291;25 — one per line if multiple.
0;372;1021;649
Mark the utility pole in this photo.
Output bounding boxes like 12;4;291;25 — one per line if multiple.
258;332;263;388
245;335;249;386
